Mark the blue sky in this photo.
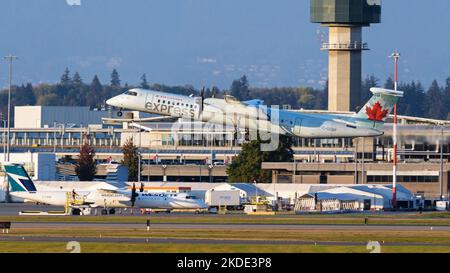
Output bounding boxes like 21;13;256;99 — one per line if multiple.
0;0;449;89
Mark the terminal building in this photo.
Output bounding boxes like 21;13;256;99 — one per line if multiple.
0;0;449;205
1;105;450;202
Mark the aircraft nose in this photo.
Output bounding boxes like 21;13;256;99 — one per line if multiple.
106;97;119;107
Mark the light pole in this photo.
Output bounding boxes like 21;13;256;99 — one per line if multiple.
0;116;6;161
440;124;444;201
138;151;141;183
390;51;400;210
4;55;18;162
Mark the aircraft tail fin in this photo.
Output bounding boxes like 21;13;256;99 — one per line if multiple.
353;88;403;128
2;163;37;193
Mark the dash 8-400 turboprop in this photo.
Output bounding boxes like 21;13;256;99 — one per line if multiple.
106;87;403;138
3;163;207;214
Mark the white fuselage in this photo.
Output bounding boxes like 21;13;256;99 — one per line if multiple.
135;192;207;210
106;89;382;138
11;190;130;208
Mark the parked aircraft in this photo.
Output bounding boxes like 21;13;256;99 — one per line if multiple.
3;163;207;214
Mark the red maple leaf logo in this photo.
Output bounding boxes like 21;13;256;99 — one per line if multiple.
365;102;388;122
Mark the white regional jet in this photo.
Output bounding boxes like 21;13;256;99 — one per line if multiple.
105;87;403;138
3;163;207;213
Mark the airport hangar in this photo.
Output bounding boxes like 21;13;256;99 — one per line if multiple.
0;105;449;204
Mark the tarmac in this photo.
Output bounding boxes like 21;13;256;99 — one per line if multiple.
1;203;450;249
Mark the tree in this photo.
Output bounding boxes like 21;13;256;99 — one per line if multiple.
60;67;71;85
426;80;444;119
230;75;250;100
122;138;141;182
443;77;450;120
361;75;379;107
87;75;103;108
227;135;294;183
384;77;395;90
73;72;83;85
75;137;97;181
14;83;36;106
140;73;150;89
110;69;121;88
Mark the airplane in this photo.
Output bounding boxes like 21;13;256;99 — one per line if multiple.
3;163;130;214
105;87;403;139
3;163;207;214
129;183;207;211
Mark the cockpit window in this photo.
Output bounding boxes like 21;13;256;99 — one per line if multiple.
186;195;196;199
124;91;138;96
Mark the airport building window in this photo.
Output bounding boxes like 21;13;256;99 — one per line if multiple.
367;175;438;183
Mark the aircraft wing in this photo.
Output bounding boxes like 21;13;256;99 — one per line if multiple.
394;115;450;125
242;99;265;107
223;96;265;108
102;116;179;125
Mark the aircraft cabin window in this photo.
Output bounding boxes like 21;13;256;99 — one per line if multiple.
177;102;180;105
163;100;165;103
158;100;160;103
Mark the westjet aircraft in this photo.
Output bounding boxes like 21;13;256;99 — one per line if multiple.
105;87;403;138
3;163;207;213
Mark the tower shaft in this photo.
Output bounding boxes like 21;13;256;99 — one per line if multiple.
325;26;364;111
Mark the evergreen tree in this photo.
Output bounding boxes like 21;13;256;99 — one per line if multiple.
361;75;379;106
75;137;97;181
230;75;250;100
110;69;121;88
443;77;450;120
60;67;71;85
14;83;36;106
426;80;444;119
90;75;102;93
86;75;102;108
140;73;150;89
122;138;141;182
227;135;293;183
384;77;395;89
73;72;83;85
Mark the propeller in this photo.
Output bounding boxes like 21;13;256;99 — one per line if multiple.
200;87;205;112
130;183;138;207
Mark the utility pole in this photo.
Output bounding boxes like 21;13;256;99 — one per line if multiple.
440;125;444;201
4;55;18;162
390;51;400;210
3;55;18;204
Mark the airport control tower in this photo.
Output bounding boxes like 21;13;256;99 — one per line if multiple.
311;0;381;111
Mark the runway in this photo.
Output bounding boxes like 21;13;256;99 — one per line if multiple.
0;203;64;216
1;234;450;248
9;221;450;231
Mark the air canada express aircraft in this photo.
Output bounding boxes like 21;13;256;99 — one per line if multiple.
106;87;403;138
3;163;207;212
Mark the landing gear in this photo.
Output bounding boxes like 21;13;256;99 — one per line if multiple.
101;209;108;215
109;208;116;215
117;110;123;117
